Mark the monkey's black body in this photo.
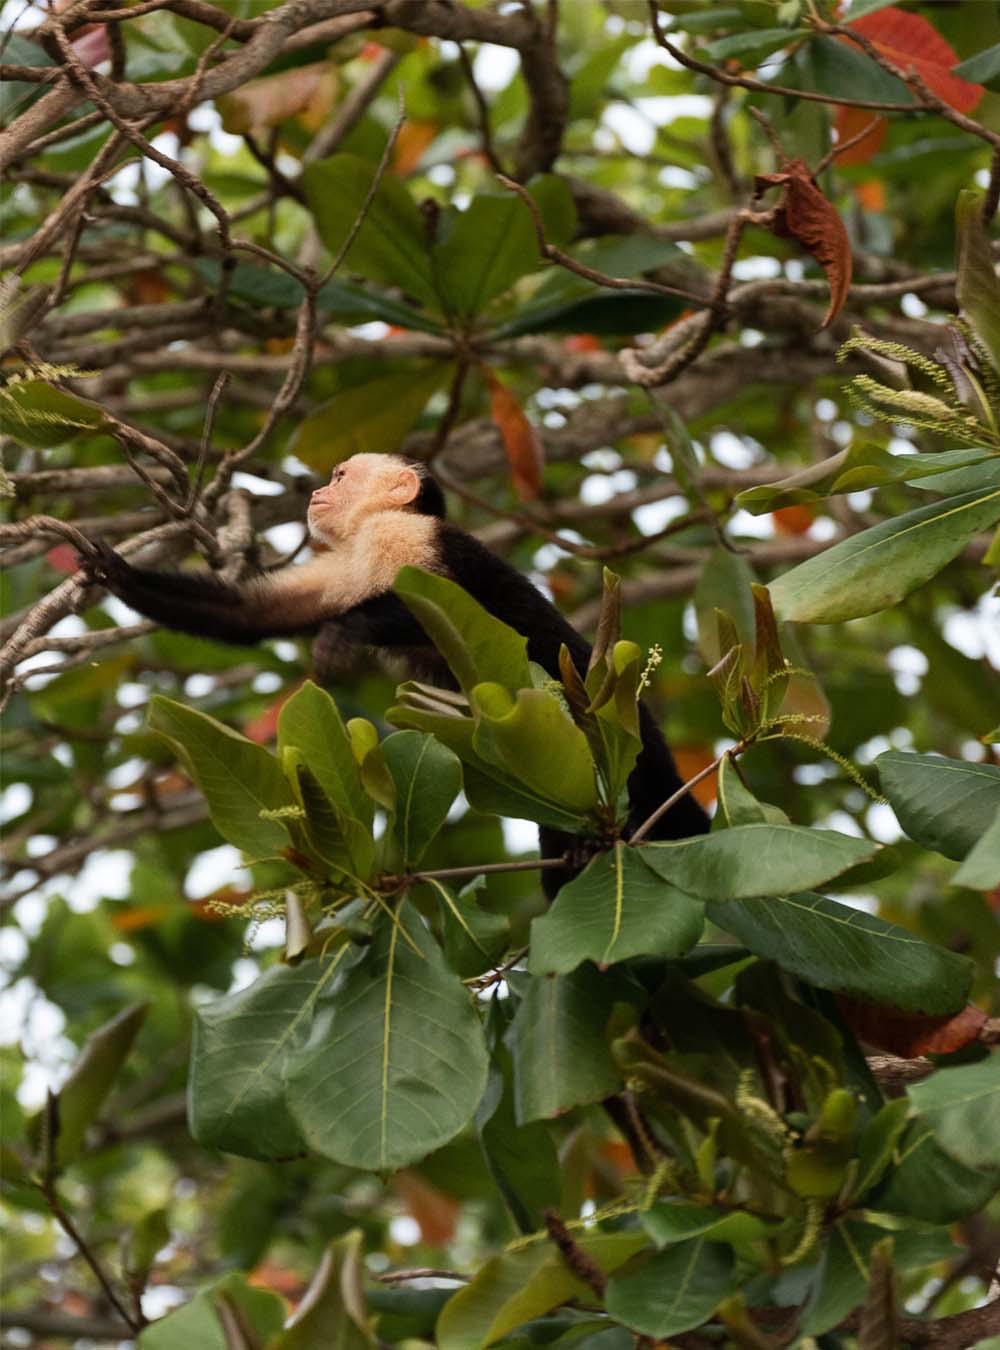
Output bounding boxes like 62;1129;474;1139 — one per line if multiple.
85;480;708;895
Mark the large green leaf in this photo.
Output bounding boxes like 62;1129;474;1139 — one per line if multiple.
802;1220;961;1336
707;892;972;1015
137;1272;286;1350
436;1233;647;1350
50;1004;148;1167
603;1239;740;1339
148;696;294;858
286;903;489;1170
382;731;462;867
956;188;1000;372
641;1199;775;1254
436;881;509;979
736;446;997;514
189;959;339;1159
507;965;621;1123
472;684;600;817
869;1120;999;1223
639;825;877;901
287;363;451;471
393;566;532;695
908;1055;1000;1172
769;487;1000;623
278;681;372;830
954;807;1000;889
303;152;440;308
275;1231;375;1350
530;844;703;975
876;751;1000;861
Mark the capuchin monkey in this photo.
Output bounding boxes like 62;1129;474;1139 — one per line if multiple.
82;453;708;893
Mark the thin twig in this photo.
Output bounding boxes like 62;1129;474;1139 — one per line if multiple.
629;749;730;844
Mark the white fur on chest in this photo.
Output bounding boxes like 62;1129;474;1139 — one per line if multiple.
308;511;439;612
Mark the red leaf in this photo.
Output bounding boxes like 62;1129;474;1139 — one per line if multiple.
46;543;80;574
483;368;544;501
756;160;852;327
832;106;888;168
847;7;984;114
838;996;987;1058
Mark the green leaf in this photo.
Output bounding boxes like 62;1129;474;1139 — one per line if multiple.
640;825;877;901
148;696;294;859
507;966;622;1123
876;751;1000;861
736;446;997;514
954;807;1000;889
703;26;803;62
195;260;446;333
852;1098;910;1201
807;33;914;105
279;681;373;830
303;152;440;308
641;1200;774;1254
284;749;372;879
603;1239;740;1339
460;762;593;832
707;892;972;1015
436;1233;647;1350
286;902;489;1170
433;176;573;317
472;684;600;817
49;1003;148;1168
476;1003;560;1233
770;487;1000;623
275;1230;375;1350
490;287;683;340
953;41;1000;87
287;363;451;471
122;1208;170;1283
694;547;756;663
957;189;1000;372
908;1055;1000;1172
137;1272;287;1350
189;960;335;1159
869;1120;999;1223
0;379;106;448
393;566;532;695
529;844;703;975
436;881;509;979
382;731;462;867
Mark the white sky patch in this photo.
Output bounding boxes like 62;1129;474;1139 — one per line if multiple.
732;256;781;281
942;595;1000;667
232;470;284;496
501;817;540;855
602;102;655;155
866;802;903;844
728;509;773;540
185;845;250;898
710;430;756;469
633;496;688;536
0;784;31;825
473;43;519;91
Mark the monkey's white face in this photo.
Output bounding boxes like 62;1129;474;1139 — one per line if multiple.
307;454;420;544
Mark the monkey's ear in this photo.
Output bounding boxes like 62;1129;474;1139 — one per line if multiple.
387;467;422;506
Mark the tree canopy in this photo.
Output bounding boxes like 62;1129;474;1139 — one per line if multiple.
2;2;1000;1348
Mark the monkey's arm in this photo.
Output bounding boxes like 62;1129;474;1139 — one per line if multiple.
82;541;324;645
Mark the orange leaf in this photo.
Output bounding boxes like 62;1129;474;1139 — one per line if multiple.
111;905;171;933
564;334;603;353
853;178;887;213
832;106;888;168
771;504;816;536
756;159;852;327
847;7;983;114
394;1170;460;1246
837;996;987;1057
393;120;437;175
219;62;338;136
243;685;298;745
483;368;544;501
672;744;718;808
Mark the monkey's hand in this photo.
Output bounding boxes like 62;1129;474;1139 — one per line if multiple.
78;538;129;592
